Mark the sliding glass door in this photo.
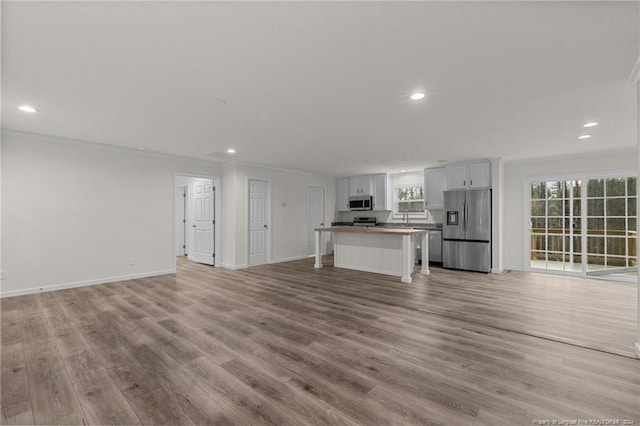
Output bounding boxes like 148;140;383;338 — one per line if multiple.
528;174;636;280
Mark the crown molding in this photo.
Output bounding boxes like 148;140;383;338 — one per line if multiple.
1;128;221;166
504;146;636;166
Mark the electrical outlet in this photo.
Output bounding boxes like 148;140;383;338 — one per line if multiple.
0;270;6;280
129;257;136;266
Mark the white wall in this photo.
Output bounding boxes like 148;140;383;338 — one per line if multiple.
1;131;220;296
222;162;336;268
503;149;637;271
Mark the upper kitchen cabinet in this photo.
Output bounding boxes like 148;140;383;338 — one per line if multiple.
349;175;373;196
337;177;350;212
446;161;491;190
424;167;447;210
371;173;389;211
337;173;390;212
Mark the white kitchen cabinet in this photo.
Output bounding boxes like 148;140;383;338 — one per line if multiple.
337;177;350;212
349;175;372;196
424;167;446;210
446;165;468;190
468;162;491;188
446;161;491;190
372;173;389;211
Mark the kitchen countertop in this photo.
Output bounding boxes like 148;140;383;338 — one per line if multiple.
315;226;429;235
331;222;442;230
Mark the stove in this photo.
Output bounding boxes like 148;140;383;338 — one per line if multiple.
353;217;377;227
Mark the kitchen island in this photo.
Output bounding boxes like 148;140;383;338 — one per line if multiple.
314;226;430;283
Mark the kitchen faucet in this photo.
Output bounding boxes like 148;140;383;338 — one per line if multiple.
403;208;410;226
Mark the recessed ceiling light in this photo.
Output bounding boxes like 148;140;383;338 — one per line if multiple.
18;105;38;113
578;134;592;140
583;122;598;128
400;170;407;173
410;93;425;101
226;148;236;154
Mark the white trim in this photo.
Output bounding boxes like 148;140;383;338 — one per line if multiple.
220;263;248;270
3;129;220;166
307;184;327;256
0;269;174;299
629;55;640;85
634;342;640;359
269;255;309;264
522;177;530;271
490;267;504;274
503;264;523;272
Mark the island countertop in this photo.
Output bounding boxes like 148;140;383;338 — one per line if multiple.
314;226;429;236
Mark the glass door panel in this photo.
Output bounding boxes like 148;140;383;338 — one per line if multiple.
585;177;637;278
529;180;580;272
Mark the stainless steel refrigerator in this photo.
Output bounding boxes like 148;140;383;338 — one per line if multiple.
443;188;491;273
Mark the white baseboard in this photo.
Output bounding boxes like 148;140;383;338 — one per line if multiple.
269;255;309;264
491;267;504;274
502;264;523;272
0;269;175;299
634;342;640;359
220;263;248;270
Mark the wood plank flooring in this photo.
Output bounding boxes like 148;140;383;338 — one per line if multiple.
1;256;638;425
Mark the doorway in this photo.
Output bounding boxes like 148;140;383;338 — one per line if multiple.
248;179;270;265
175;175;219;268
307;185;325;255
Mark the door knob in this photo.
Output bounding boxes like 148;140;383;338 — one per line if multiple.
263;224;268;229
192;225;196;228
320;223;324;226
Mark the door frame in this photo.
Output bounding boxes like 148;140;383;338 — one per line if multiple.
307;185;326;255
173;173;221;272
247;178;272;266
176;185;188;256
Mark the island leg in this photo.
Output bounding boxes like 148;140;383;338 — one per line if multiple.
421;232;430;276
401;234;412;283
314;230;323;269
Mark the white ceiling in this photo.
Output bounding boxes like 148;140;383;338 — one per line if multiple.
3;1;639;176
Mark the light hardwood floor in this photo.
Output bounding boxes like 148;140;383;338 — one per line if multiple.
1;256;638;425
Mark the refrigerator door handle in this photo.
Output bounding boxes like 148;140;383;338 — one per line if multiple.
463;198;467;232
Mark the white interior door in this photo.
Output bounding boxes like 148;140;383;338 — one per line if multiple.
249;180;268;265
307;186;325;255
192;179;214;265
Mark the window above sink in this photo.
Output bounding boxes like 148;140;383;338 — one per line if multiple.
393;183;426;219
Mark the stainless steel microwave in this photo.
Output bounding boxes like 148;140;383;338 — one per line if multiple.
349;195;373;211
